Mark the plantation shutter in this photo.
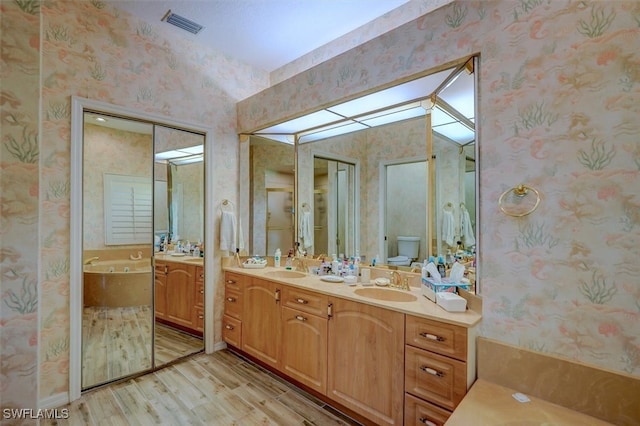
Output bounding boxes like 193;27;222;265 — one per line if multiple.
104;174;153;245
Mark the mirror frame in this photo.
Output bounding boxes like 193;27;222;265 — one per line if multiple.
69;96;215;401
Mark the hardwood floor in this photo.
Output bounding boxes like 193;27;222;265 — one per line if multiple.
48;350;360;425
82;306;203;389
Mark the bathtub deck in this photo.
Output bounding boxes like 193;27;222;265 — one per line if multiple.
82;306;203;389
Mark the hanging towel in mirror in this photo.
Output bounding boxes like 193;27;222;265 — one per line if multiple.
220;210;237;251
460;206;475;247
442;209;455;247
299;211;313;249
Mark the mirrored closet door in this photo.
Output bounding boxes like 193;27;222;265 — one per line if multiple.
79;111;205;390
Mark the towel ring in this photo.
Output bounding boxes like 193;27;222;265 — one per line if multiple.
301;202;311;213
498;184;540;217
220;199;235;212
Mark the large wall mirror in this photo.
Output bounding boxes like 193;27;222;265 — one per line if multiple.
70;97;211;398
243;55;477;288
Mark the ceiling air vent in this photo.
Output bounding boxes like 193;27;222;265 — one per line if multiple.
161;10;204;34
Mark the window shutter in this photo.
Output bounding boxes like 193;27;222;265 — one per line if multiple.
104;174;153;245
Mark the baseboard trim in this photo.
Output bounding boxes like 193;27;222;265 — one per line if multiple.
39;392;69;410
212;341;227;352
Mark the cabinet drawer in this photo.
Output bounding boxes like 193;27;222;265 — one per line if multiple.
222;315;241;348
281;286;328;318
224;272;244;292
224;288;243;320
404;393;451;426
406;315;467;361
155;261;167;274
405;345;467;411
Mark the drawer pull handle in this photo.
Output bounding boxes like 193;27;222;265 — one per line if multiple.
295;298;308;304
226;280;236;284
200;290;204;294
420;366;444;377
419;418;437;426
225;324;234;330
198;315;204;319
295;315;307;322
420;332;445;342
200;274;204;279
275;289;281;302
226;297;236;302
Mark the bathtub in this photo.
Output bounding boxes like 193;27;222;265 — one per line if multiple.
83;259;152;307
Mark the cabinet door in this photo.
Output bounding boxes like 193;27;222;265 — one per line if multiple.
154;262;167;320
242;278;281;368
165;263;196;329
327;298;404;426
280;306;327;394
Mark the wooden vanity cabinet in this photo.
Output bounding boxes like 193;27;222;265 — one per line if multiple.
404;315;474;423
242;278;281;369
280;287;328;394
154;261;168;320
327;297;405;426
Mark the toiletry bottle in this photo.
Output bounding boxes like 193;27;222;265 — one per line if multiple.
331;254;340;276
285;249;293;269
274;248;281;267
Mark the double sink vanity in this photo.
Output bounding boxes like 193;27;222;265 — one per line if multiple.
222;263;481;426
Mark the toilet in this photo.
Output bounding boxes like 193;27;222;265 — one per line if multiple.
387;236;420;266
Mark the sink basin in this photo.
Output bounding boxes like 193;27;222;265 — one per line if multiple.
354;288;417;302
264;270;306;279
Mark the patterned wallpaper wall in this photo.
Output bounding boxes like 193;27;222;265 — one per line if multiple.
1;0;270;408
239;0;640;377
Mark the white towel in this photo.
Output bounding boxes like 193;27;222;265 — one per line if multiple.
442;210;455;247
460;207;476;247
299;211;313;249
237;217;245;251
220;211;236;251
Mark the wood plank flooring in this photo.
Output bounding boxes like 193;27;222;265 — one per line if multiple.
82;306;203;389
47;350;361;425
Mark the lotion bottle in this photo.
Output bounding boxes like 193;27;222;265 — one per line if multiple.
274;248;281;267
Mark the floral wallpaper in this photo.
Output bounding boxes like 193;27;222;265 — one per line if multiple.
239;0;640;377
1;0;269;409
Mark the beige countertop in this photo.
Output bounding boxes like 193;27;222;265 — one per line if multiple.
223;265;481;327
154;253;203;266
446;379;613;425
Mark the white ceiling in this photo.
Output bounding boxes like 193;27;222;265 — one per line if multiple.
107;0;413;72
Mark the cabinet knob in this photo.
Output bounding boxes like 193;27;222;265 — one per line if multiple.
225;324;234;330
295;315;307;322
200;290;204;294
226;280;236;284
198;315;204;319
419;332;445;342
420;366;444;377
295;298;308;304
226;297;236;302
200;274;204;279
419;417;437;426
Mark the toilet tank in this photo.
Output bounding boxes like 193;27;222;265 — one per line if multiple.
397;236;420;258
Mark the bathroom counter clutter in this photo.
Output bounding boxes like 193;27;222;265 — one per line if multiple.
223;265;481;327
445;379;614;425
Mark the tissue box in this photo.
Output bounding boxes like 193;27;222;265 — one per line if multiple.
436;292;467;312
421;277;471;302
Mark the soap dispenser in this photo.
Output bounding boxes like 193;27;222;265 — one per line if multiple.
274;248;281;267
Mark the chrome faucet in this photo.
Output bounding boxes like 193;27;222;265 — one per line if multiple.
83;256;99;265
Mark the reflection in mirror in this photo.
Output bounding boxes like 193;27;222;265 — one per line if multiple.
153;125;205;367
248;136;295;255
82;113;154;389
310;157;356;258
432;61;476;270
246;55;477;287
